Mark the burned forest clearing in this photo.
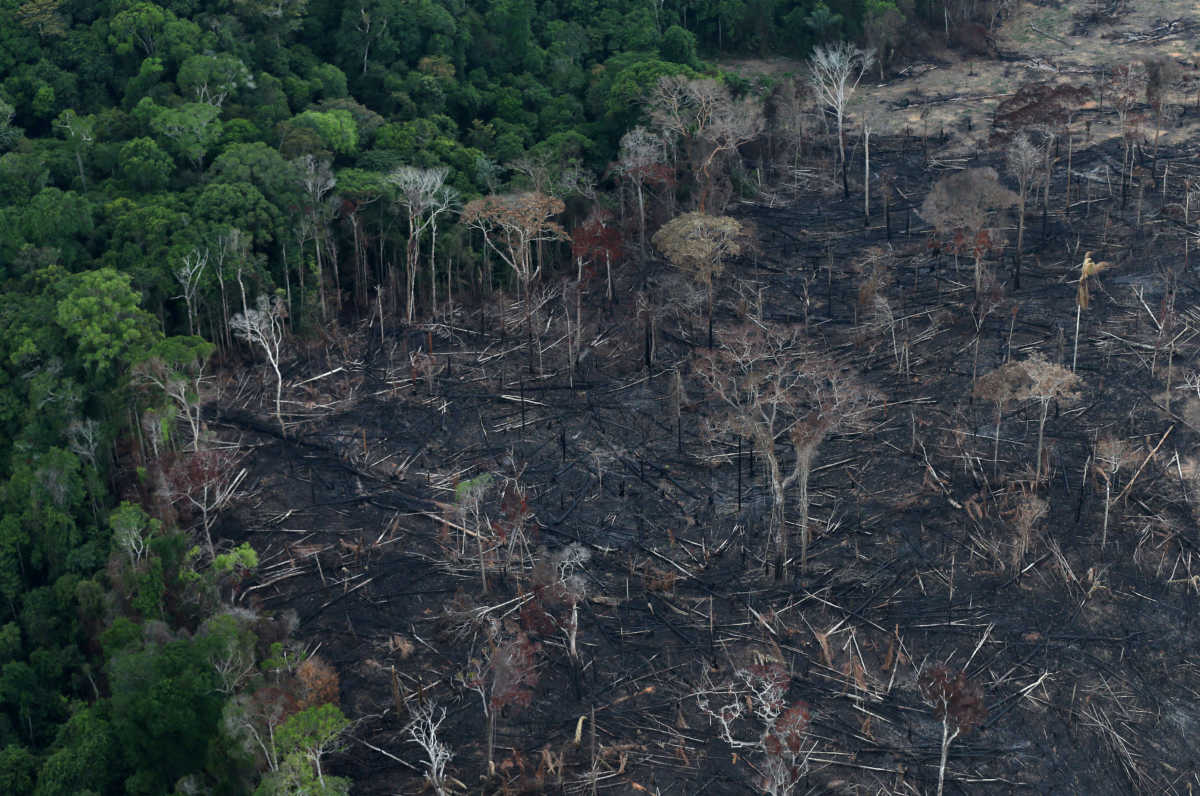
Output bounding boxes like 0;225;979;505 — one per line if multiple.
201;6;1200;795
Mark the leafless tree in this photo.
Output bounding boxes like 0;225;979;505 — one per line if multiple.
462;192;568;371
175;246;208;336
1005;134;1041;267
231;295;287;436
859;107;882;225
974;361;1030;477
694;322;879;574
616;125;668;255
807;42;875;197
695;663;813;795
918;666;986;796
1094;436;1135;548
1110;62;1146;203
295;155;337;318
165;447;248;559
135;347;212;453
649;75;764;211
919;167;1017;295
405;700;453;796
390;166;458;322
1014;353;1080;485
355;6;388;75
652;212;745;347
509;149;594;200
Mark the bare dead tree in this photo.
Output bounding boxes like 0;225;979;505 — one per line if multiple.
389;166;457;322
1111;62;1146;205
508;149;594;201
807;42;875;198
405;700;453;796
694;322;879;575
135;339;214;452
918;666;986;796
231;294;288;436
462;192;568;371
695;663;813;794
919;168;1018;296
1015;353;1081;485
295;155;337;319
652;212;745;348
974;361;1030;477
1005;134;1041;268
649;75;764;212
165;447;248;559
175;246;208;337
616;126;669;256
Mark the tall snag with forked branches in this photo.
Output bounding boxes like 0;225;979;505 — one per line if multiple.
649;75;764;212
919;167;1017;297
694;322;880;576
231;294;287;437
389;166;458;322
616;125;670;256
462;192;568;372
807;42;874;199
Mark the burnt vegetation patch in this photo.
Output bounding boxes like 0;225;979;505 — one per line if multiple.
212;62;1200;796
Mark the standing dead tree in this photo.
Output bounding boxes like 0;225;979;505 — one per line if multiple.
919;168;1017;296
973;360;1030;478
615;126;670;256
175;246;208;337
164;447;248;559
389;166;458;322
918;666;987;796
134;336;216;452
1005;134;1041;270
1110;63;1147;207
462;192;568;372
652;212;745;348
295;155;336;318
1014;353;1080;486
1093;436;1135;549
807;42;874;199
649;75;764;212
695;663;813;795
991;82;1091;238
694;322;879;575
231;294;288;436
571;207;622;306
405;700;453;796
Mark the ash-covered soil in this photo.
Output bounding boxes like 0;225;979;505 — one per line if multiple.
215;112;1200;795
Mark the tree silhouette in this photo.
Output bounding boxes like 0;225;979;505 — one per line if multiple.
463;192;567;372
694;322;879;575
808;42;874;198
652;212;745;347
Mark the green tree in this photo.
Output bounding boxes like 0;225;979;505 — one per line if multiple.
269;703;350;792
0;743;36;794
107;636;224;793
177;53;253;107
33;703;119;796
149;102;223;170
286;109;358;156
118;137;173;191
55;268;156;378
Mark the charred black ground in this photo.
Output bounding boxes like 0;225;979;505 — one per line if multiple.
215;116;1200;795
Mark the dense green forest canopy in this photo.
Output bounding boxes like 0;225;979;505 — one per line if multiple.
0;0;975;791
